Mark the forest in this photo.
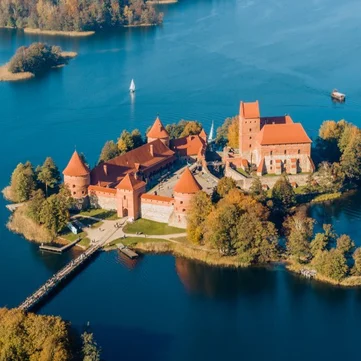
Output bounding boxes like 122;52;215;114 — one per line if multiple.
0;0;163;31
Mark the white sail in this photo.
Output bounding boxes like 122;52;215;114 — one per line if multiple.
129;79;135;92
208;120;214;142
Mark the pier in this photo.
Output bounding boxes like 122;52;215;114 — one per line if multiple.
117;243;139;259
39;238;81;253
19;240;105;312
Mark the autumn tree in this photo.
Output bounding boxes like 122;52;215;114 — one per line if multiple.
352;247;361;276
310;224;336;257
180;121;202;137
37;157;61;196
186;191;212;244
314;249;348;281
215;117;234;148
131;129;144;148
98;140;120;163
283;211;314;262
117;130;134;154
166;120;203;139
340;127;361;181
249;176;266;202
227;116;239;148
216;176;237;198
336;234;355;258
82;331;101;361
315;161;344;193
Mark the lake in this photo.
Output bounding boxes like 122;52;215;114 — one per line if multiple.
1;0;361;359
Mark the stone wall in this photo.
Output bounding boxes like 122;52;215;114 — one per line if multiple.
88;187;117;210
140;195;174;223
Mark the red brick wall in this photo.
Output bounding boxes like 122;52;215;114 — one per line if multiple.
239;114;261;161
64;174;90;199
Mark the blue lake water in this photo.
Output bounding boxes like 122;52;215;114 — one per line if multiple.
2;0;361;359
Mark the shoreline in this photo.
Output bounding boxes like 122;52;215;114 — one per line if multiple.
23;28;95;37
147;0;178;4
0;64;34;82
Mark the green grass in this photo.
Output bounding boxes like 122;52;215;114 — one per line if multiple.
123;219;184;235
312;192;342;203
108;237;167;247
236;168;250;177
60;230;85;242
77;217;104;228
171;236;189;243
294;185;309;195
78;237;91;248
77;208;118;220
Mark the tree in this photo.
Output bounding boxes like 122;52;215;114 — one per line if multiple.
187;191;212;244
315;249;348;281
27;189;45;224
227;116;239;148
249;176;266;202
82;331;101;361
131;129;144;148
215;117;234;148
37;157;61;196
180;121;202;137
271;175;295;209
216;177;237;198
340;127;361;181
336;234;355;257
315;161;344;193
352;247;361;276
117;130;134;154
98;140;119;163
9;161;36;202
310;224;336;257
283;212;314;262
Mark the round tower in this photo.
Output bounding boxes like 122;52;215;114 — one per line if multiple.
147;116;170;147
171;167;202;228
63;151;90;200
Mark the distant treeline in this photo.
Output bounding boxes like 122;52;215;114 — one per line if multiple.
0;0;163;31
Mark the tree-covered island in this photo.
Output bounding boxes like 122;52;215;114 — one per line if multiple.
0;0;163;35
0;42;77;82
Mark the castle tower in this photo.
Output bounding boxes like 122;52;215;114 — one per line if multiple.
239;100;261;164
63;151;90;199
116;173;146;220
171;167;202;228
147;116;170;147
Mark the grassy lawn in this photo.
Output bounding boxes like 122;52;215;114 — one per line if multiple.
60;230;86;242
77;208;118;220
123;219;184;235
171;236;189;244
77;217;104;229
108;237;167;247
294;185;309;195
78;237;91;248
236;168;250;177
312;192;342;203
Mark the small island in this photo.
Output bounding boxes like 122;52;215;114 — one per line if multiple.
0;43;77;82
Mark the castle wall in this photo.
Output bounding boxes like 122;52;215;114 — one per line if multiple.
88;188;117;210
239;114;261;161
140;195;174;223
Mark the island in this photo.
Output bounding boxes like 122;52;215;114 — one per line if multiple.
4;100;361;289
0;0;163;36
0;43;77;82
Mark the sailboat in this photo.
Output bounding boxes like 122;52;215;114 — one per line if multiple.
129;79;136;93
208;120;214;142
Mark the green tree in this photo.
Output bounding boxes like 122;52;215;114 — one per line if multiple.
340;127;361;181
352;247;361;276
187;191;212;245
180;121;202;137
336;234;355;257
27;189;45;224
117;130;134;154
82;331;101;361
98;140;120;163
315;162;344;193
37;157;61;196
249;176;266;202
216;176;237;198
283;212;314;262
315;249;348;281
10;161;36;202
271;174;295;209
310;224;336;257
131;129;144;148
215;117;234;148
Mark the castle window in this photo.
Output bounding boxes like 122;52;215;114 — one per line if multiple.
72;184;75;188
73;192;76;195
270;151;273;156
284;150;287;155
298;149;301;154
270;166;273;170
249;128;251;132
270;160;273;165
249;144;251;148
82;191;85;195
249;136;252;140
124;195;126;200
180;201;183;204
284;159;287;164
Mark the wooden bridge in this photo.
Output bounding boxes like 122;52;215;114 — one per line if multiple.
39;238;81;254
19;240;105;312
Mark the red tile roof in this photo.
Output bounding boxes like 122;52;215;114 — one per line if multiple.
170;135;206;157
63;151;89;177
90;139;175;187
141;194;174;203
116;173;145;191
240;101;260;119
147;116;169;139
256;123;312;145
88;185;117;194
199;129;207;140
173;168;202;194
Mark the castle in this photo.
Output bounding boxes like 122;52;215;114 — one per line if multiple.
63;117;206;228
225;100;314;178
